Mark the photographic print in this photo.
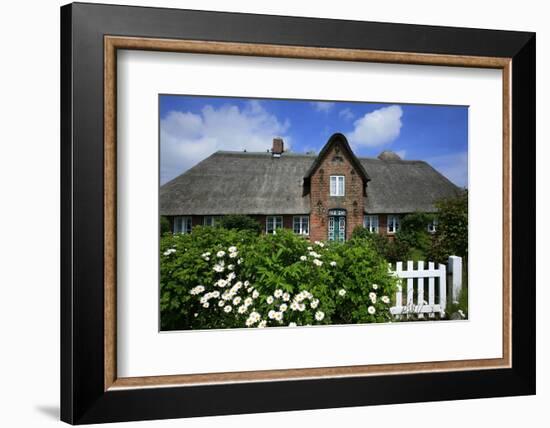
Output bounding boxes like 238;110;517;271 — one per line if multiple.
159;95;468;331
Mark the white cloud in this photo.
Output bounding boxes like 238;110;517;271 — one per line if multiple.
426;151;468;188
347;105;403;147
338;108;355;121
161;101;290;184
310;102;335;113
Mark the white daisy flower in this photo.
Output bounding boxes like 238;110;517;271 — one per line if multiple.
216;250;225;258
243;297;253;306
274;289;283;298
218;300;225;307
237;258;243;264
227;264;234;271
189;285;205;295
215;279;227;288
224;305;232;313
274;312;283;321
307;246;313;251
238;305;247;314
330;261;337;267
279;303;288;312
310;299;319;309
338;289;346;296
202;302;209;308
244;280;250;286
372;284;379;290
298;303;306;312
369;292;377;303
268;310;276;319
233;296;242;305
313;259;323;267
381;296;390;304
290;302;299;311
300;256;307;261
267;296;274;304
252;290;259;299
368;306;376;315
213;264;224;273
163;248;176;256
282;292;290;302
315;311;325;321
258;320;267;328
229;252;238;258
228;246;237;253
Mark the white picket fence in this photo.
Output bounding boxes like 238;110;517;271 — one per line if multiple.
389;256;462;318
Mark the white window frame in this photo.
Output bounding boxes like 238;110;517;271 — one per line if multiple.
266;216;283;234
364;215;379;233
293;216;309;235
173;216;192;234
427;218;438;233
387;215;400;234
330;175;345;196
203;216;221;227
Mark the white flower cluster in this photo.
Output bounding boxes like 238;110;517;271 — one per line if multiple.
188;244;331;329
297;242;336;268
163;248;176;256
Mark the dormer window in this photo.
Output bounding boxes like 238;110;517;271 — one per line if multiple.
330;175;345;196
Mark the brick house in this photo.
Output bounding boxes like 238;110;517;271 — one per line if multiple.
160;133;461;241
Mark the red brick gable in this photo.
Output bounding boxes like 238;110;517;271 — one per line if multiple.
308;135;367;241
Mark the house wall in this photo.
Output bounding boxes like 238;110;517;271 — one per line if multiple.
166;213;406;241
309;141;365;241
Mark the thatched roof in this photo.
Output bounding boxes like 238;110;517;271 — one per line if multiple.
160;151;461;216
361;158;461;213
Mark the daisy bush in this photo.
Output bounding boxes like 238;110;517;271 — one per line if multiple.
160;227;397;330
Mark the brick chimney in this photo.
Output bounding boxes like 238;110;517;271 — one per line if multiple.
271;137;284;157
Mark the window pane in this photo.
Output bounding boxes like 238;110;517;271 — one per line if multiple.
338;176;344;195
293;217;300;233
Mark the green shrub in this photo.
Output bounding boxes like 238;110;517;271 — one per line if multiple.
330;236;397;324
218;214;262;234
396;212;435;260
351;226;410;263
428;191;468;263
160;216;171;236
160;227;397;330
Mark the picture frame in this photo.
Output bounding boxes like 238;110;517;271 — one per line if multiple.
60;2;535;424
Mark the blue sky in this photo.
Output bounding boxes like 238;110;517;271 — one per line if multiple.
160;95;468;187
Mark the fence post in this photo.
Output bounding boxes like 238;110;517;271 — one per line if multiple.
447;255;463;304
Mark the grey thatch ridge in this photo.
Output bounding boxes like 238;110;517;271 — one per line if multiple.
160;151;461;216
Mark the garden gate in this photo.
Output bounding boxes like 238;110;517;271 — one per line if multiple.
389;256;462;318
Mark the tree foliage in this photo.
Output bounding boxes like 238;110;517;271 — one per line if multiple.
218;214;262;234
428;191;468;263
